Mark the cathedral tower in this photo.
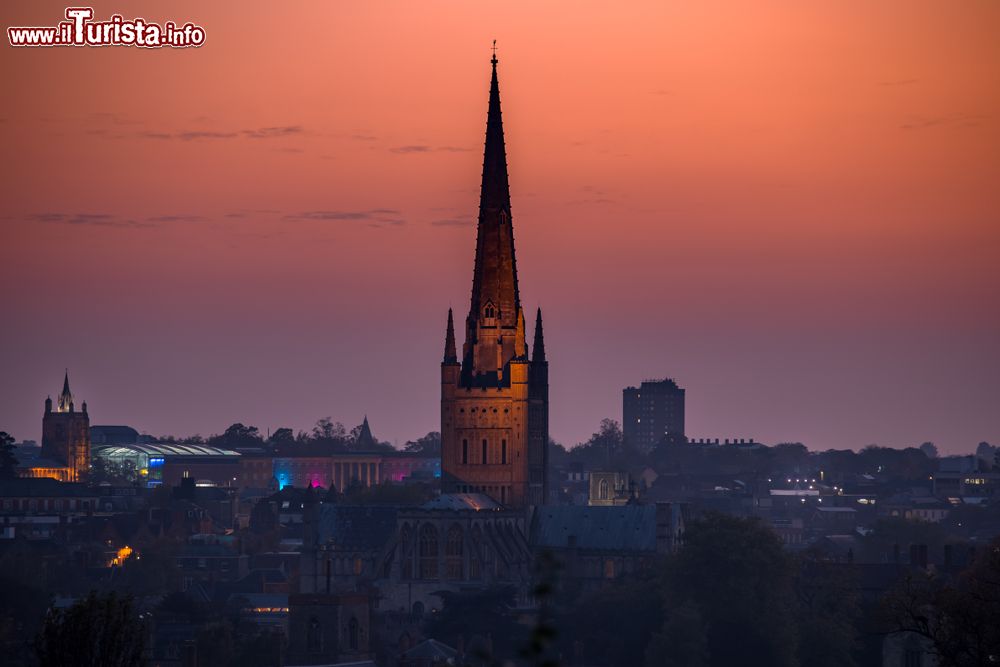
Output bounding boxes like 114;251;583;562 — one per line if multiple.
441;51;549;507
41;370;91;482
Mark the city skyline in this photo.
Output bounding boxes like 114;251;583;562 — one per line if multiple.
2;1;999;454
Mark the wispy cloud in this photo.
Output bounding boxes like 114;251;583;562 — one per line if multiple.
242;125;303;139
284;209;405;229
26;212;155;228
24;212;206;228
389;145;472;154
138;125;304;141
176;131;239;141
145;214;204;223
900;113;989;130
431;217;474;227
390;145;431;154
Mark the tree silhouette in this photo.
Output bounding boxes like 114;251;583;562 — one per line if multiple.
882;536;1000;667
35;591;145;667
0;432;19;478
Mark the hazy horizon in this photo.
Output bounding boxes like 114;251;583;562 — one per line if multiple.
2;1;998;454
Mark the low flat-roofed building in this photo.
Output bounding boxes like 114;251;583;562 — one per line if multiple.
93;443;241;488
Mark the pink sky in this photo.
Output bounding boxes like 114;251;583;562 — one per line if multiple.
1;1;998;453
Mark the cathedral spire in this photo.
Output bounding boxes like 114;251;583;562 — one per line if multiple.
444;308;457;363
469;47;519;332
58;369;73;413
532;308;546;363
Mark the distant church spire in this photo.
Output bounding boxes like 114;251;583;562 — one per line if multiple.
58;369;73;413
532;308;546;363
444;308;458;363
357;416;375;449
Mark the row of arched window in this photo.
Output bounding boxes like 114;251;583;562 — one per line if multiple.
461;438;508;465
400;522;492;581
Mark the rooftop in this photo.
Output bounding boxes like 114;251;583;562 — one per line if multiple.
420;493;501;511
94;443;240;458
530;505;658;552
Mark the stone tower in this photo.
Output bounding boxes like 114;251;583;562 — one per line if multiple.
440;51;549;507
42;370;91;482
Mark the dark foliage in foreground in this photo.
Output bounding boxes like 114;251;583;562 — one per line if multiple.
35;591;145;667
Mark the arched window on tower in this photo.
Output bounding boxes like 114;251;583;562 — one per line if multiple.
400;523;413;580
482;439;488;464
307;616;321;653
348;617;359;651
445;524;464;579
419;524;439;579
483;301;497;326
469;525;482;579
462;439;468;465
501;439;507;464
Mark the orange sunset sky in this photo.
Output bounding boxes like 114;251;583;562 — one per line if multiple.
1;1;998;453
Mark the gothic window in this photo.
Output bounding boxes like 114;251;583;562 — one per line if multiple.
604;558;616;579
482;439;488;464
501;439;507;464
348;617;359;651
400;524;413;580
483;537;494;576
599;478;610;500
462;439;468;464
469;525;483;579
419;524;439;579
307;616;321;653
483;301;497;326
445;524;464;579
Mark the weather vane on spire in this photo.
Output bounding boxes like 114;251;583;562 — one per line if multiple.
491;39;497;64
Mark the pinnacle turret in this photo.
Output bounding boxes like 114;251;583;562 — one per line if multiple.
444;308;458;363
532;308;546;363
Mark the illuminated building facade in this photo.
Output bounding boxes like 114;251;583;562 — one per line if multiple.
38;371;91;482
440;52;549;507
93;442;240;487
272;453;382;491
